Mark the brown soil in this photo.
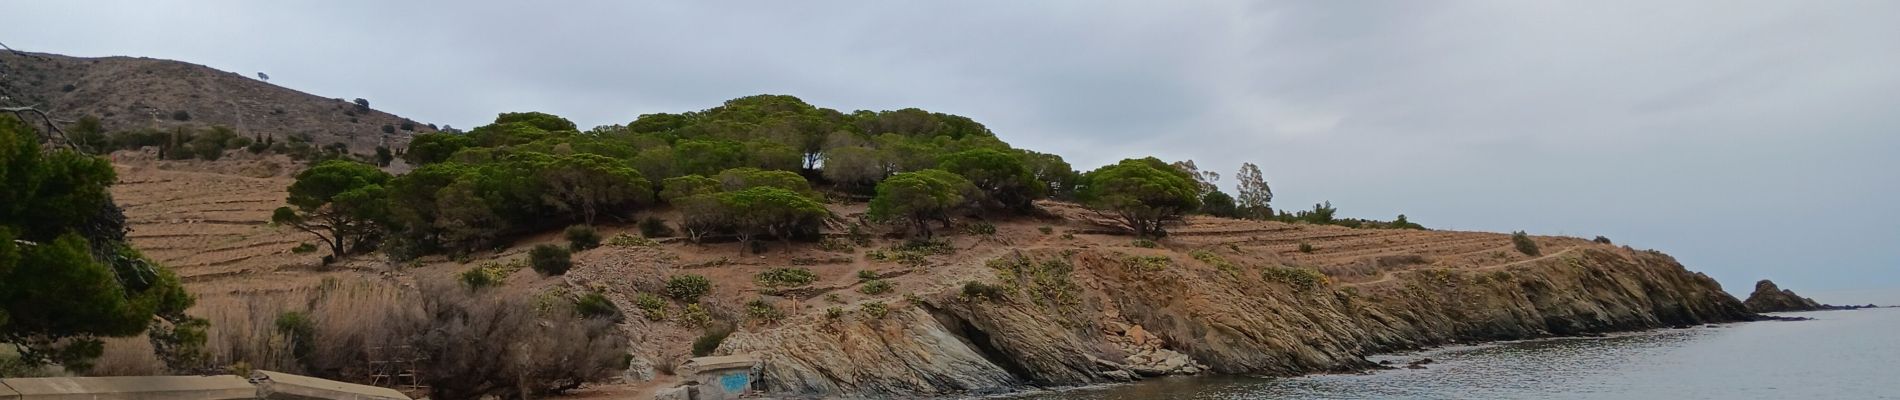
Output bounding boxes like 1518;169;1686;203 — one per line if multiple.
111;159;1674;396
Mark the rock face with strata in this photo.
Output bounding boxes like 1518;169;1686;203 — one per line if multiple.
1742;279;1825;313
720;246;1752;398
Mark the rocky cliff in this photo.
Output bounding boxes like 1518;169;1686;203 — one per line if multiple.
721;244;1754;398
1742;279;1824;313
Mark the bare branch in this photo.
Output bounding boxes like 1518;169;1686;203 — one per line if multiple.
3;106;76;150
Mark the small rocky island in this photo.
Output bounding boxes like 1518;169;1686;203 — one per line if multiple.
1742;279;1877;313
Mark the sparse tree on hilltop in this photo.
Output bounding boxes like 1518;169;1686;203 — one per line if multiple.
1235;162;1273;219
1078;157;1202;238
272;160;392;260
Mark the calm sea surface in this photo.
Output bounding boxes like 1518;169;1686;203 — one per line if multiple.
1008;304;1900;399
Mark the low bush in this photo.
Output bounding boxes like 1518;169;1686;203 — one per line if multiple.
664;274;713;302
529;244;573;276
964;222;997;236
1038;226;1054;235
564;225;601;250
745;299;784;323
1190;250;1237;273
1512;231;1540;256
606;233;659;247
459;265;505;289
857;269;879;281
1132;239;1158;248
825;307;846;319
1298;242;1316;253
1593;235;1612;245
291;243;318;253
1262;266;1329;291
858;279;893;295
573;292;618;320
755;267;818;288
640;216;674;238
691;325;732;357
961;281;1006;302
860;301;889;319
274;311;316;363
407;284;629;398
633;293;667;321
679;304;711;328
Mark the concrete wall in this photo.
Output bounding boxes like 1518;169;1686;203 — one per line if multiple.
0;372;410;400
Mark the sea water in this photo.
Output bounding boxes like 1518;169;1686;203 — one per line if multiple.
1009;300;1899;399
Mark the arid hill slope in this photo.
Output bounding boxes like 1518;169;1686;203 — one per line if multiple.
106;160;1756;398
1;51;430;154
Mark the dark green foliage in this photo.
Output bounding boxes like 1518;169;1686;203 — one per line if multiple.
564;225;601;250
373;146;393;167
633;293;666;321
1512;231;1541;256
755;267;818;288
573;292;619;320
1593;235;1613;245
494;111;578;132
1262;266;1328;291
664;274;713;302
857;269;879;281
402;133;472;165
1133;239;1158;248
290;243;317;253
717;186;828;253
382;124;396;134
859;301;890;319
529;244;573;276
639;216;674;238
0;116;195;371
691;325;732;356
352;98;369;110
459;266;503;289
745;299;784;322
1298;242;1316;253
1200;191;1239;218
937;148;1045;212
274;311;316;362
171;110;191;121
1077;157;1202;238
858;279;893;295
868;169;976;238
274;160;391;260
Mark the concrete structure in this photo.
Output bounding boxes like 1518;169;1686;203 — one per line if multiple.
670;355;760;400
0;372;411;400
250;370;410;400
0;375;255;400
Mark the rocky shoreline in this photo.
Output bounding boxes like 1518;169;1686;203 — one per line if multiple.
720;246;1761;398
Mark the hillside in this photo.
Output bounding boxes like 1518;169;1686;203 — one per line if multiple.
0;51;431;154
98;158;1755;397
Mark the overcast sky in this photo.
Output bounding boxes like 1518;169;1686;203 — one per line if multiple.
6;1;1897;300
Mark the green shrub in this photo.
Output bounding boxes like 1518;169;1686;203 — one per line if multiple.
1262;266;1329;291
1122;255;1171;272
961;281;1006;302
574;292;618;319
664;274;714;302
680;304;711;327
858;279;893;295
692;326;732;357
1298;242;1316;253
564;225;601;250
1061;232;1076;240
640;216;674;237
755;267;818;288
860;301;889;319
291;243;318;253
633;293;667;321
964;222;997;236
1512;231;1540;256
459;265;504;289
1038;226;1054;235
274;311;316;361
746;299;784;323
171;110;191;121
1593;235;1612;245
824;293;842;303
1191;250;1237;273
528;244;573;276
819;238;854;252
1132;239;1158;248
857;269;879;281
606;233;659;247
825;307;846;319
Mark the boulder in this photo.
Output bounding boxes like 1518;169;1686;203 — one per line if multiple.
1742;280;1824;313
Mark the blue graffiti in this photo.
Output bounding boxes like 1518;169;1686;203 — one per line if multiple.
720;372;749;392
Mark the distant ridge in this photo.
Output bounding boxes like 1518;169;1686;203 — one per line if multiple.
0;50;432;154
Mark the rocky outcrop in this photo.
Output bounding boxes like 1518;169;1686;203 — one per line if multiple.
1742;279;1824;313
720;247;1753;398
